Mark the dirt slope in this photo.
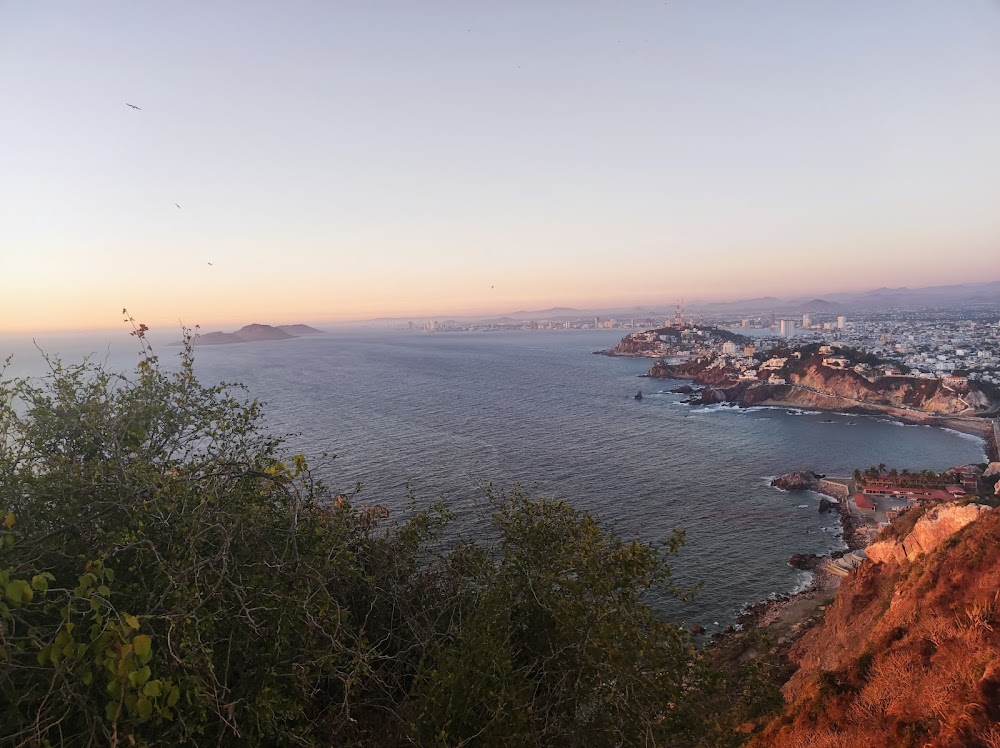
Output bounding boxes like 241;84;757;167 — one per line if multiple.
751;507;1000;748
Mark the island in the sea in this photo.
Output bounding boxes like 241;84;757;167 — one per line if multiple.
181;323;324;346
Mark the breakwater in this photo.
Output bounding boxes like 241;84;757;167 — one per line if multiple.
816;479;849;502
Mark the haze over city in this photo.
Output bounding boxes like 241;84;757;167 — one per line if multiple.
3;1;1000;332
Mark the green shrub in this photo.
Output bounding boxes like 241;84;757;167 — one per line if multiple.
0;325;737;746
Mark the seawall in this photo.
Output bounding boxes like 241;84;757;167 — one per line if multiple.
816;479;849;502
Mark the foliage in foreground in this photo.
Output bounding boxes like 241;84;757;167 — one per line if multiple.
0;330;767;746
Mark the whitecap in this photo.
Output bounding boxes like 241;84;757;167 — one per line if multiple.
790;571;814;595
939;427;989;448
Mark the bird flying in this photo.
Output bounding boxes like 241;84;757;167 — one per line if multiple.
125;103;141;110
175;203;181;209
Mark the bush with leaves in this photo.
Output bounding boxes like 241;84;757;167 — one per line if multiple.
0;321;764;746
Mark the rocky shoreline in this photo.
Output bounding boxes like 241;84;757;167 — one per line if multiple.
659;375;997;461
648;351;998;462
699;470;852;648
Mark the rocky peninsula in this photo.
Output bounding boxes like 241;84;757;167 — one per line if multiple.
649;348;999;459
598;325;747;358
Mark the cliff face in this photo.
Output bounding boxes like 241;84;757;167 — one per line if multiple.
865;503;992;565
651;359;737;385
654;357;989;416
752;506;1000;748
787;365;989;415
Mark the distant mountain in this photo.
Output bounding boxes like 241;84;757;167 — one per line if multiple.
232;324;295;342
823;280;1000;309
193;331;246;345
800;298;842;312
691;281;1000;314
276;324;324;335
184;323;319;346
694;296;783;313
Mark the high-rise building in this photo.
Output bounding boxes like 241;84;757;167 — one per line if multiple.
779;319;794;337
837;315;846;330
722;341;737;355
802;313;811;328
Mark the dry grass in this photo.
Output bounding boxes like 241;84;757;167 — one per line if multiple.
750;511;1000;748
981;725;1000;748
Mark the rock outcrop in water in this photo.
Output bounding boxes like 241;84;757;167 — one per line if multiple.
771;471;822;492
787;553;825;570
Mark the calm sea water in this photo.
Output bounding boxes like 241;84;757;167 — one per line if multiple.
2;328;986;630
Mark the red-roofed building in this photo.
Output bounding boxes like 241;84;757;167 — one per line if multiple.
854;494;875;510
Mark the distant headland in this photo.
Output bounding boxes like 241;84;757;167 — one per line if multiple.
175;323;324;346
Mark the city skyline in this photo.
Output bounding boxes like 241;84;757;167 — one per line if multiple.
3;2;1000;332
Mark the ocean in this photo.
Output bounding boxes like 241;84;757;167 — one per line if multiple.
2;327;986;631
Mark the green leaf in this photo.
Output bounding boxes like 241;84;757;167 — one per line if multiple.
30;575;49;593
167;686;180;707
142;679;161;697
132;634;151;662
81;669;93;686
4;580;32;604
127;665;151;689
136;697;153;720
97;585;110;597
124;615;140;630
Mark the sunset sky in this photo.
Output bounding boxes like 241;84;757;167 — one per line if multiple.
2;1;1000;332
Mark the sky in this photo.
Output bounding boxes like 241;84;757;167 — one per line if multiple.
2;1;1000;332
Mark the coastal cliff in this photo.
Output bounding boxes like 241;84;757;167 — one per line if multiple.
783;364;990;414
864;502;991;564
653;354;993;420
750;504;1000;748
